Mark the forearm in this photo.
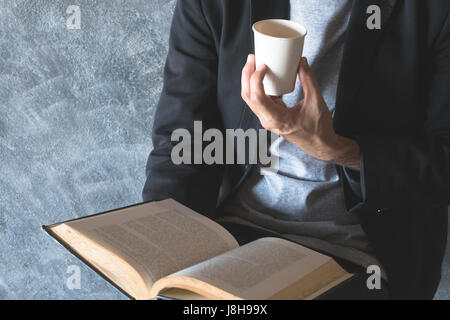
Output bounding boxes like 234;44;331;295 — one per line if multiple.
322;134;361;171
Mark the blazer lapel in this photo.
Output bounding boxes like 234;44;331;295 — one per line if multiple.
334;0;398;131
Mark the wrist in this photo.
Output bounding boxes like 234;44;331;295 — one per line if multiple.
320;134;361;170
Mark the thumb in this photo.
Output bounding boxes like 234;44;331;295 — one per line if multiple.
299;57;321;101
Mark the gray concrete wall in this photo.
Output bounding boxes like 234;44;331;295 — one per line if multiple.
0;0;175;299
0;0;448;299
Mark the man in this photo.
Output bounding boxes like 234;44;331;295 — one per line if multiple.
143;0;450;299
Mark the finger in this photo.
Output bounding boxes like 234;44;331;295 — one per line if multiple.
241;54;255;102
248;65;288;127
299;57;321;101
249;64;271;111
291;98;305;112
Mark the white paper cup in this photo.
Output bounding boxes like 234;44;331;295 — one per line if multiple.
253;19;307;96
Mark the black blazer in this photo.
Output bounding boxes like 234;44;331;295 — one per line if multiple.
143;0;450;299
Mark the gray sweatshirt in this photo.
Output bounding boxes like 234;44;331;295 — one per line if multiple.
220;0;382;269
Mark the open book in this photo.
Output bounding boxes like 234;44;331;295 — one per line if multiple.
43;199;353;300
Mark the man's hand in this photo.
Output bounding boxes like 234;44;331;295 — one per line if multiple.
241;54;361;170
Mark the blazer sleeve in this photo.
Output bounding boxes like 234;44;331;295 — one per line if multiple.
142;0;224;217
346;13;450;209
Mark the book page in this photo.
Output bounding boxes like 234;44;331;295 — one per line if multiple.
54;199;239;289
164;237;344;299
